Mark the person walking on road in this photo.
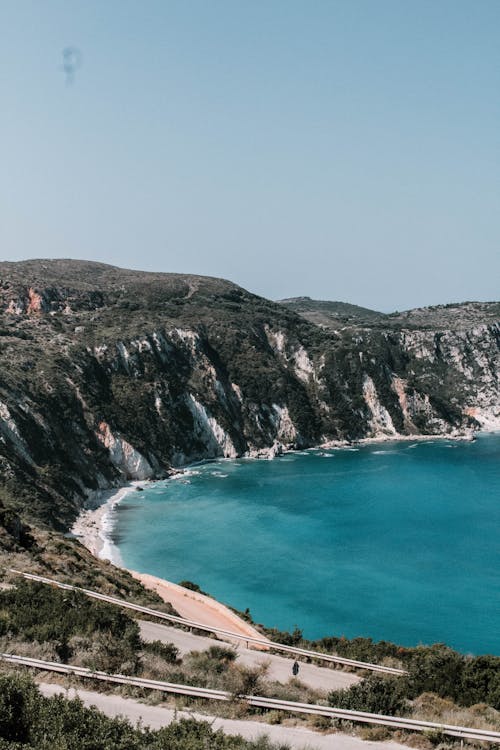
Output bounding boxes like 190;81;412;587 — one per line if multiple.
292;660;299;676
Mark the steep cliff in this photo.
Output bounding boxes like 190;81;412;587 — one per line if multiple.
0;260;498;529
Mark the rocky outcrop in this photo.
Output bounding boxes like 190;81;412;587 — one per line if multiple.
0;260;498;528
96;421;155;480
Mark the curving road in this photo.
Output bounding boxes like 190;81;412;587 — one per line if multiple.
38;682;409;750
139;619;360;692
10;570;405;675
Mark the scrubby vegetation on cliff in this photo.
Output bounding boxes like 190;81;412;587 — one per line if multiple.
0;260;498;530
0;580;143;673
0;579;325;710
260;622;500;712
1;576;499;743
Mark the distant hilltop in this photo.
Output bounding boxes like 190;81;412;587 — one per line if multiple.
278;295;500;331
277;296;385;327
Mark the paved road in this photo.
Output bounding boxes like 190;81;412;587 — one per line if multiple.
139;620;359;692
38;682;408;750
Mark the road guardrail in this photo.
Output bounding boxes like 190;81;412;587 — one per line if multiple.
2;652;499;743
8;570;405;675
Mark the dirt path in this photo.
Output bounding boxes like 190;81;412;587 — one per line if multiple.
38;683;408;750
131;570;266;641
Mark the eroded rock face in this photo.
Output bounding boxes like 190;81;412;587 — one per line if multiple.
96;421;155;480
0;260;498;528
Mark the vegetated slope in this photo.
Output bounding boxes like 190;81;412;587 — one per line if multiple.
279;295;500;331
0;259;498;530
387;301;500;330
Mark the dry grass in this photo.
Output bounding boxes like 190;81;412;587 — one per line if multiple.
0;636;59;662
412;692;500;732
359;725;392;741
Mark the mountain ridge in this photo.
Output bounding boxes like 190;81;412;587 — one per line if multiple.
278;295;500;330
0;259;498;530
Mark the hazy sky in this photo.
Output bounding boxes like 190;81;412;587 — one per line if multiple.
1;1;498;311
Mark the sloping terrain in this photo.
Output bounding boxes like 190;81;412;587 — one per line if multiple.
279;295;500;331
278;296;385;327
0;259;498;530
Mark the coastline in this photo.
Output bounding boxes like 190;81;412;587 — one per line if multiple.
71;482;146;562
69;428;497;645
70;480;268;639
71;428;481;564
322;428;476;449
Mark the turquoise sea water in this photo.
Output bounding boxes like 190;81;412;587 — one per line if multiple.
113;435;500;655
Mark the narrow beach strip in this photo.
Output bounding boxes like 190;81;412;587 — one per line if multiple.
131;570;266;642
71;483;141;560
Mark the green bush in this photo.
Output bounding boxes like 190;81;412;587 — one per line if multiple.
405;645;465;702
405;646;500;709
185;645;237;675
326;646;500;713
312;635;500;711
328;675;408;716
142;639;180;664
313;634;405;663
265;627;303;647
461;655;500;708
0;580;141;673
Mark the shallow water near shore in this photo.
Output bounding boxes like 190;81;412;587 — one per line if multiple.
113;434;500;654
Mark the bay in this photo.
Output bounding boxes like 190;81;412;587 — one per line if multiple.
113;435;500;655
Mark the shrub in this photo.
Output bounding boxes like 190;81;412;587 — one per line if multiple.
266;710;282;725
405;645;465;703
265;627;303;646
142;639;180;664
461;656;500;709
186;645;237;675
328;675;408;716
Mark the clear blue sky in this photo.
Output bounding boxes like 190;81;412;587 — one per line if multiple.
1;1;498;311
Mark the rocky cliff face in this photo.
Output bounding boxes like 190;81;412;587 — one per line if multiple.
0;260;498;529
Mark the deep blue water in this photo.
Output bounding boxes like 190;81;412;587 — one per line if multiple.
113;435;500;655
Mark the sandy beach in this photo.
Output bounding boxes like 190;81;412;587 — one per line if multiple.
131;570;267;641
71;482;144;561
